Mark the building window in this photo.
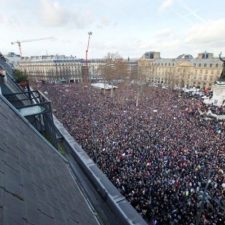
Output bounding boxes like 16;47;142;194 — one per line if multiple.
216;64;218;67
204;64;207;67
210;64;212;67
199;63;201;67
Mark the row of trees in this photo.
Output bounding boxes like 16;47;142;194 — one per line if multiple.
97;53;145;106
98;53;130;84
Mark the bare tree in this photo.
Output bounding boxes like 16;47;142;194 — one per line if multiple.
98;53;129;97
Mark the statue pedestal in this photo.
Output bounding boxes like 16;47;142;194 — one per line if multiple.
211;81;225;106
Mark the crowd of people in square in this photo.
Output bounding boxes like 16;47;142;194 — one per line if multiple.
36;82;225;225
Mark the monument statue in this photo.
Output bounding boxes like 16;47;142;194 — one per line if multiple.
208;52;225;106
219;52;225;81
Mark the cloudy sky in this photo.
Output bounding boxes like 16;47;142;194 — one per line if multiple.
1;0;225;58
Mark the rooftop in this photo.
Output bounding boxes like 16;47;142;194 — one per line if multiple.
0;95;99;225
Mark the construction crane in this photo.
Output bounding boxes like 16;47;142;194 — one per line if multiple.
85;32;93;66
83;32;93;84
11;37;54;57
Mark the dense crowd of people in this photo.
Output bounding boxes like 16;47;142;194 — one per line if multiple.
37;82;225;225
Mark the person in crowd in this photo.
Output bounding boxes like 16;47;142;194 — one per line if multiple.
36;82;225;225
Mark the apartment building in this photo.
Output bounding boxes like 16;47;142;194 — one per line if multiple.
18;55;105;83
138;51;223;89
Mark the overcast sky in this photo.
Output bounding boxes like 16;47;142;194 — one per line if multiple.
1;0;225;58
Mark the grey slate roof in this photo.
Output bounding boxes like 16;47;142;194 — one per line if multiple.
0;96;99;225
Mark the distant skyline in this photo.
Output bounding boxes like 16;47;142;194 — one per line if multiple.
1;0;225;58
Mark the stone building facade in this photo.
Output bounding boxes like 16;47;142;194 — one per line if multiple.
18;55;104;83
138;51;223;89
87;59;105;81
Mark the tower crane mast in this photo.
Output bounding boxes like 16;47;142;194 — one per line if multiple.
83;32;92;84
